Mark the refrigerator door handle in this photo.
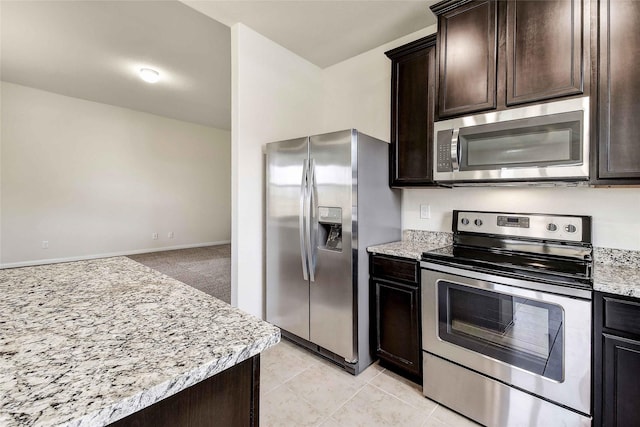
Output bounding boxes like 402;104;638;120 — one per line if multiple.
299;159;309;280
307;158;317;282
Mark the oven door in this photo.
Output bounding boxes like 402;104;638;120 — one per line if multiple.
421;262;591;415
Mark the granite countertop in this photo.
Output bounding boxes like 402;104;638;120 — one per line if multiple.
593;248;640;298
367;240;447;260
0;257;280;427
593;263;640;298
367;230;453;260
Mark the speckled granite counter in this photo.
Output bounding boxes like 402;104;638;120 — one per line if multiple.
367;230;453;260
0;257;280;427
593;247;640;298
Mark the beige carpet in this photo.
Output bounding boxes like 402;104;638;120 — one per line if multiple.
128;244;231;303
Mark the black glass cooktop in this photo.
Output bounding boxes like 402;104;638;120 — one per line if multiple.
422;243;593;288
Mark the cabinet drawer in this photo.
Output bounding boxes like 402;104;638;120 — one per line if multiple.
371;255;418;284
604;296;640;337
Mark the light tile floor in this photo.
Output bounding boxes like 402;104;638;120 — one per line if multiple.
260;339;480;427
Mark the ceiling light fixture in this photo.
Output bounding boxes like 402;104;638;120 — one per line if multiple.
139;67;160;84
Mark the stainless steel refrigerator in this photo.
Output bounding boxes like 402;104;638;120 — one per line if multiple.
265;129;401;375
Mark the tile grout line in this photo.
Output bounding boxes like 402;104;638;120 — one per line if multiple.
315;372;370;416
420;404;441;427
368;380;439;417
315;365;387;422
373;383;440;427
260;351;317;396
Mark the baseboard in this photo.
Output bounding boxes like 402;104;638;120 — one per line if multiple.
0;240;231;269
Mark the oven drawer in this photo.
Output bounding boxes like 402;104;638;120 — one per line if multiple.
603;296;640;337
423;352;592;427
371;255;418;284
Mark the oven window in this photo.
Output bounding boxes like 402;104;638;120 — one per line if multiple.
437;281;564;382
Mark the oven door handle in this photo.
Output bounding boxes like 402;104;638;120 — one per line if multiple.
421;261;592;300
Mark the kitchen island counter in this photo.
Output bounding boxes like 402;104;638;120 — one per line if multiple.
0;257;280;426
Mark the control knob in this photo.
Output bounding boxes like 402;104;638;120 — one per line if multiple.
474;219;483;227
546;223;558;232
461;218;470;225
564;224;577;233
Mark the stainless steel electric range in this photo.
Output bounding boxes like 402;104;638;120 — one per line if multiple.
421;210;593;427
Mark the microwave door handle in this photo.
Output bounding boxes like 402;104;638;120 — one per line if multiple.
451;129;460;171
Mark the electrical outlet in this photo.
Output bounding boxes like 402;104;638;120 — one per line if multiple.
41;241;49;249
152;233;158;240
420;204;431;219
168;232;174;239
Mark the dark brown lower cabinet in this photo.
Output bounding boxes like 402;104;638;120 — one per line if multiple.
602;335;640;426
594;292;640;426
370;254;421;382
110;355;260;427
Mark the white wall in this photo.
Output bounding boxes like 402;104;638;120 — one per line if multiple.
322;25;437;141
231;24;323;317
1;81;231;266
403;187;640;250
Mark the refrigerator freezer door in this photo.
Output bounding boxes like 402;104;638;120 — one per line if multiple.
266;137;310;340
309;130;356;362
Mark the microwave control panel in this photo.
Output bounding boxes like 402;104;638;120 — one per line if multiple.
436;130;453;172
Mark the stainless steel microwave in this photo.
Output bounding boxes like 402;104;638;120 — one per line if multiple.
433;97;590;184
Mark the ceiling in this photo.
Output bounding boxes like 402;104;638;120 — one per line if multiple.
184;1;437;68
1;1;437;131
1;1;232;129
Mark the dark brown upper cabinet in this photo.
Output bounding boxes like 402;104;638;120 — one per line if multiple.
385;35;437;187
595;0;640;183
431;0;588;119
505;0;583;106
433;0;497;119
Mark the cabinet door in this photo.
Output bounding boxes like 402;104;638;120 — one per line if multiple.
437;0;497;118
597;0;640;180
603;335;640;426
389;39;436;186
374;279;421;377
505;0;583;106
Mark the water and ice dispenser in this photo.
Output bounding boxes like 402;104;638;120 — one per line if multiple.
318;207;342;251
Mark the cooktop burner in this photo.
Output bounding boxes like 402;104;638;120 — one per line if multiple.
422;210;593;288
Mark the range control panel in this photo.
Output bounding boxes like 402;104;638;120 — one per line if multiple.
455;211;590;243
